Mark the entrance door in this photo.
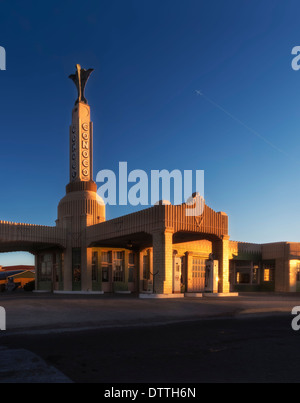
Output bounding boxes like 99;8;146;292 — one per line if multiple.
53;263;59;291
191;257;206;292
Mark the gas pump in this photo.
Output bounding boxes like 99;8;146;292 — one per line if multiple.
205;258;219;293
173;256;182;293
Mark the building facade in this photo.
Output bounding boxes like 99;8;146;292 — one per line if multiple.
1;65;300;296
229;241;300;293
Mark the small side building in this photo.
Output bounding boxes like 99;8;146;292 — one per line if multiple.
0;270;35;291
229;241;300;292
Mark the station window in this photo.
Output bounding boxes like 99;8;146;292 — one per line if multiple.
40;254;52;282
72;248;81;283
236;269;250;284
101;251;112;282
296;262;300;282
263;263;275;282
252;266;259;284
113;251;124;282
235;262;252;284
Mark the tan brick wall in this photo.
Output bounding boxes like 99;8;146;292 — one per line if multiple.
145;238;232;294
289;243;300;259
262;243;286;260
174;240;212;256
185;252;193;293
274;257;290;292
221;236;230;293
289;260;300;292
213;235;230;293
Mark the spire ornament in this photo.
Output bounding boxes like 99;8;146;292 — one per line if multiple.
69;64;94;105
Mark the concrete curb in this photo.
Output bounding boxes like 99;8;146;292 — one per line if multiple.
139;293;185;299
53;291;104;295
203;292;239;297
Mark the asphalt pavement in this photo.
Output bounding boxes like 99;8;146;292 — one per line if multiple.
0;291;299;334
0;292;299;383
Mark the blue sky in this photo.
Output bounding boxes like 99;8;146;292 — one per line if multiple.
0;0;300;265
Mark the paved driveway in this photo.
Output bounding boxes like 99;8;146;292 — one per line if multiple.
1;292;300;383
0;292;299;334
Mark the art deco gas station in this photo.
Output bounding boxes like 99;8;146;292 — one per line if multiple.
0;65;300;297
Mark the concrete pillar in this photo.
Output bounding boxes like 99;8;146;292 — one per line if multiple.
81;247;93;291
34;254;39;291
152;228;174;294
80;214;93;291
138;250;144;292
63;247;72;291
149;248;153;282
213;235;230;293
62;216;72;291
185;251;193;292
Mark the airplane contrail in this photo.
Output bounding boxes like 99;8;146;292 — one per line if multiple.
195;90;292;159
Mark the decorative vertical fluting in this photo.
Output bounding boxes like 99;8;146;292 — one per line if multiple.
69;102;93;183
213;235;230;293
185;251;193;293
56;65;106;292
152;229;174;294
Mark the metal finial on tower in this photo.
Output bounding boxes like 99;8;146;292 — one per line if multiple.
69;64;94;105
